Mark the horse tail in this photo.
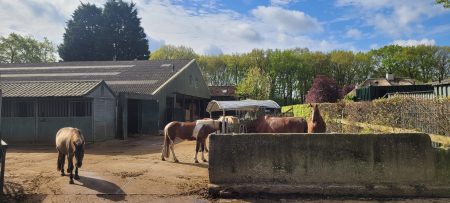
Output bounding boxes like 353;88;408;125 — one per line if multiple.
162;125;171;158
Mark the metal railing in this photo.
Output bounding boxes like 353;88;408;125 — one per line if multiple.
385;91;435;100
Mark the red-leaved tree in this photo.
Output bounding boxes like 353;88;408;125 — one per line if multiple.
306;75;340;103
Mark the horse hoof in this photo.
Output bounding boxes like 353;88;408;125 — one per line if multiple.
61;173;65;176
69;180;74;184
161;158;166;161
74;175;80;180
203;159;208;163
195;160;199;163
67;169;70;173
174;159;179;163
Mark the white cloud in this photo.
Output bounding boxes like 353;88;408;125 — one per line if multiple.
132;1;332;53
370;43;379;49
392;38;436;47
0;0;346;54
270;0;297;7
251;6;323;34
345;28;362;39
0;0;104;42
203;45;224;56
336;0;449;37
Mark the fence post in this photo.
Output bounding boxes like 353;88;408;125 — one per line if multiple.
0;140;6;196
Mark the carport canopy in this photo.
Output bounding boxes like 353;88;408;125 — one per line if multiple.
206;99;280;113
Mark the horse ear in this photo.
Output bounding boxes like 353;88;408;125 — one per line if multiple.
309;103;313;108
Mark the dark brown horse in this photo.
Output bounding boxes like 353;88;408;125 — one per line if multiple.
246;115;308;133
161;119;222;163
308;104;326;133
192;122;222;163
55;127;85;184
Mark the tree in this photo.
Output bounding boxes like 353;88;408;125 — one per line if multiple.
436;0;450;8
0;33;56;63
59;0;149;61
150;45;198;60
58;3;104;61
305;75;340;103
433;47;450;82
236;66;271;100
102;0;149;60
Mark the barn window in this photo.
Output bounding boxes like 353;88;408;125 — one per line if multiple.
70;101;91;117
38;100;69;117
1;100;34;117
16;101;34;117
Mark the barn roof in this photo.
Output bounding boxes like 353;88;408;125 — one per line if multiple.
206;99;280;112
0;80;103;98
0;59;194;95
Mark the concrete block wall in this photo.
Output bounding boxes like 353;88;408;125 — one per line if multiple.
209;133;450;197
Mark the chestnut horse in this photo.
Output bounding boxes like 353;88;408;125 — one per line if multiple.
55;127;85;184
246;115;308;133
308;104;326;133
161;119;222;163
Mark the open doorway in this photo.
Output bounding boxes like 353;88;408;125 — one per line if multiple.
127;99;141;135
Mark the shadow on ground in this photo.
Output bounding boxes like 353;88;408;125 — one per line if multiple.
76;176;125;201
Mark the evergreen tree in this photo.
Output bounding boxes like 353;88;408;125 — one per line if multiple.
102;0;149;60
58;3;104;61
58;0;149;61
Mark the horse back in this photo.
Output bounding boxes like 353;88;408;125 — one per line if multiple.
264;117;307;133
56;127;84;154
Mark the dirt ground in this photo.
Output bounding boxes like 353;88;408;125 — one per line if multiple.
3;136;210;202
2;136;450;203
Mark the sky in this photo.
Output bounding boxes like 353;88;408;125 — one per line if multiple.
0;0;449;55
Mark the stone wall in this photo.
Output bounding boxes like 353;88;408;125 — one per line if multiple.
209;133;450;197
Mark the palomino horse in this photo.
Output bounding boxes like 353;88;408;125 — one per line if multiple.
246;115;308;133
161;119;222;163
55;127;85;184
308;104;326;133
218;116;240;133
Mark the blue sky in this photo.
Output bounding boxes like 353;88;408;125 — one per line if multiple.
0;0;449;55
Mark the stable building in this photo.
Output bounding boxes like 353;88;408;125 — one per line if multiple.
0;81;116;144
0;59;211;141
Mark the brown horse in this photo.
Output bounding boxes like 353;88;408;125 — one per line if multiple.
161;119;222;163
55;127;85;184
192;121;222;163
246;115;308;133
308;104;326;133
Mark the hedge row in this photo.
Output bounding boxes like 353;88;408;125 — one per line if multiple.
282;97;450;136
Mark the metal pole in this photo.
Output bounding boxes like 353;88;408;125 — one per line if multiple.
222;110;225;133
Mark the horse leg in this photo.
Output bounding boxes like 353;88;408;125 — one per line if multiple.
169;140;179;163
201;142;207;162
194;141;200;163
74;167;80;180
68;153;74;184
60;153;66;176
57;152;64;176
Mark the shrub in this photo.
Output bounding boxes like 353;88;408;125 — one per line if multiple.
306;75;340;103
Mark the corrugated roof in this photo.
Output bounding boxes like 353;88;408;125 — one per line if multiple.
0;59;194;95
206;99;280;112
0;80;102;98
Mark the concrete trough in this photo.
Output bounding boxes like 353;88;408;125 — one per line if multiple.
208;133;450;198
